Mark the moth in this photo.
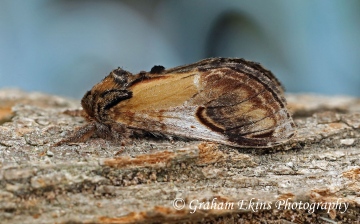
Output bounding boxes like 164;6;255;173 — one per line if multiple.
57;58;295;148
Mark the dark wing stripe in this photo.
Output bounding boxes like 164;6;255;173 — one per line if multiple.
206;86;267;109
224;106;284;133
196;107;225;133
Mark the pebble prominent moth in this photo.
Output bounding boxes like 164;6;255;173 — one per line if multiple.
57;58;296;148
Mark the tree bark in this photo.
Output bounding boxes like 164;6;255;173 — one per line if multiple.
0;89;359;223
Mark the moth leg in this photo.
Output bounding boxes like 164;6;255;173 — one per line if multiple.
83;122;131;146
54;122;96;146
108;123;133;145
111;124;133;145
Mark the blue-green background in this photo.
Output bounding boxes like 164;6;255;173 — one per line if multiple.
1;0;359;98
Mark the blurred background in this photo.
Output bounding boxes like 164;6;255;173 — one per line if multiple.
1;0;359;98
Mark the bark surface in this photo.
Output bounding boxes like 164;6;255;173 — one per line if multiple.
0;88;359;223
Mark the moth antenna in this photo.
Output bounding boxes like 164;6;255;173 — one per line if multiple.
63;109;86;117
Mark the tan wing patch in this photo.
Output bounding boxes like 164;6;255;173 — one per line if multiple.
111;72;201;125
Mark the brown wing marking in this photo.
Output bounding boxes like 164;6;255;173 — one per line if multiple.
193;65;294;147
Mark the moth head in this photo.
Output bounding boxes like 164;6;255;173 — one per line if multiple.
81;68;133;121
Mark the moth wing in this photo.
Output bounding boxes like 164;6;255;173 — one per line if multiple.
110;71;229;142
111;65;295;147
